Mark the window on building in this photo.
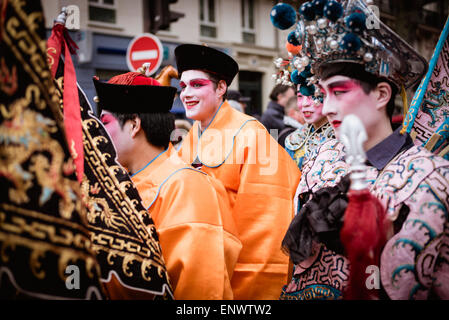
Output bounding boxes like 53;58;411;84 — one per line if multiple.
200;0;217;38
241;0;255;44
88;0;117;24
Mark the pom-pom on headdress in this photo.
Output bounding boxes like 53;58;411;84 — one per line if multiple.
270;3;297;30
270;0;428;103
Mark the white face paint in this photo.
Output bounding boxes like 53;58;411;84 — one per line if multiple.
179;70;222;123
319;75;380;140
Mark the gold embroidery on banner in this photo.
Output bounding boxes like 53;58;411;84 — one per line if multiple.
0;211;91;251
46;47;57;71
0;203;100;283
0;85;79;215
1;0;105;297
0;230;99;282
51;53;170;293
81;119;164;254
49;76;170;287
70;139;78;160
9;0;46;49
0;203;90;234
79;101;169;282
3;6;63;126
82;180;131;233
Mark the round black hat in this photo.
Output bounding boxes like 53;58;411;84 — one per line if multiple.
174;44;239;86
93;78;177;114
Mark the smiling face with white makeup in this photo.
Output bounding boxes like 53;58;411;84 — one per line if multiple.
297;89;327;128
179;70;227;129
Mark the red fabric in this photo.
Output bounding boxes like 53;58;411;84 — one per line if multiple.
340;189;387;300
107;73;161;86
47;23;83;183
131;75;161;86
392;115;403;124
46;24;79;78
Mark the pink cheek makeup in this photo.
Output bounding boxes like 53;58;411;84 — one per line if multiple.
100;114;116;126
299;96;320;121
180;79;213;110
322;80;364;129
100;114;121;135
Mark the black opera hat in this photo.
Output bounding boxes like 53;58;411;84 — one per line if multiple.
93;78;177;114
174;44;239;86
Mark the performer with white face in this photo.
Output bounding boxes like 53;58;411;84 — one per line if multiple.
94;71;242;300
298;92;326;126
179;70;226;129
318;72;394;150
284;88;334;170
279;0;449;300
176;44;301;300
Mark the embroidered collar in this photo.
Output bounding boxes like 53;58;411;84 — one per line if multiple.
285;121;333;151
366;127;414;171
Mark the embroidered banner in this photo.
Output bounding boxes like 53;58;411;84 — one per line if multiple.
51;47;173;300
402;16;449;159
0;0;104;299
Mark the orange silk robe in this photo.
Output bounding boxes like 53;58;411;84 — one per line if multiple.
132;143;242;300
179;102;301;299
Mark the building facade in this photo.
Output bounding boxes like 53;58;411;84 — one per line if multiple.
41;0;449;116
42;0;289;116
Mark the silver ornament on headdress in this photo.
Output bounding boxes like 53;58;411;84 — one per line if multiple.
340;114;368;191
279;0;427;95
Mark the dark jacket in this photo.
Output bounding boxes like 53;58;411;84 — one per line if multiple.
260;101;285;135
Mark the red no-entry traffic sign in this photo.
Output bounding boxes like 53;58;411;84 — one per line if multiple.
126;33;163;75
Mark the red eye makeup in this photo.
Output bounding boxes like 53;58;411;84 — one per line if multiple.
327;80;360;94
100;113;116;125
179;78;213;90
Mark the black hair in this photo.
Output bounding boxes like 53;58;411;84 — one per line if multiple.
203;70;228;100
269;84;295;102
318;62;398;121
112;112;175;149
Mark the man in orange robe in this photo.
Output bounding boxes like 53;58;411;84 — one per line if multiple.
175;44;301;299
93;70;242;300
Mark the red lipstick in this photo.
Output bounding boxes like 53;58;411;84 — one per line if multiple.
332;120;342;128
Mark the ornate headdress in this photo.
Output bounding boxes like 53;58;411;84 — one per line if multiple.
270;0;428;102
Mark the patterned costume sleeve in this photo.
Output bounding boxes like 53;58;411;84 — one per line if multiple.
295;139;322;197
380;165;449;299
296;139;348;203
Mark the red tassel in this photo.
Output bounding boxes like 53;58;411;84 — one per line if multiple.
340;189;387;300
47;23;83;183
